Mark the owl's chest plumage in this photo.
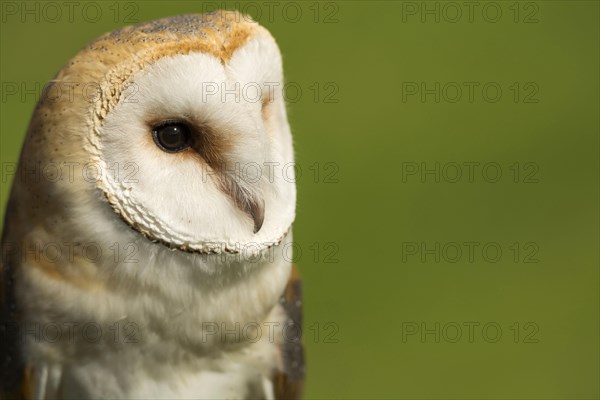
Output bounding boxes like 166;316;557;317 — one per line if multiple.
39;340;279;399
16;221;291;399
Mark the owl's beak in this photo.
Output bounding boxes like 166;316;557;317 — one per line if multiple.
247;197;265;234
218;175;265;234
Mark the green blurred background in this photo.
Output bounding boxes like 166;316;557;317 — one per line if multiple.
1;1;598;398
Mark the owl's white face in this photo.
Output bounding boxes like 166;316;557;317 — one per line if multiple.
90;35;295;253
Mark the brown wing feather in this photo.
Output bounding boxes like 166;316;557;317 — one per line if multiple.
1;207;32;400
0;282;25;398
273;265;305;399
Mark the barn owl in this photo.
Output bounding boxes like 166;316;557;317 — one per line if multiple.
0;11;303;399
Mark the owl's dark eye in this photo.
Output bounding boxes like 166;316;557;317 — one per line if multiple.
152;122;192;153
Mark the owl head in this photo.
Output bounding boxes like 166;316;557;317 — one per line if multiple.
19;11;296;256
